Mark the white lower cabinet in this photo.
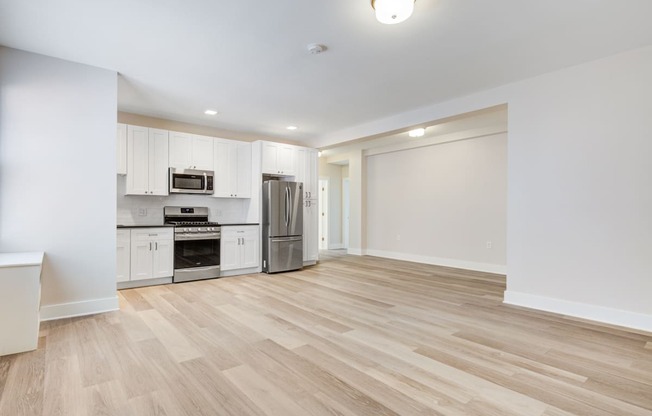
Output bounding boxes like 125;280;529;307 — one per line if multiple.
117;228;174;285
221;226;259;271
303;199;319;263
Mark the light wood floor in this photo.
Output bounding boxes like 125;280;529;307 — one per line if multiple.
1;251;651;416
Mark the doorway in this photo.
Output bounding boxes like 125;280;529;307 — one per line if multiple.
318;179;329;250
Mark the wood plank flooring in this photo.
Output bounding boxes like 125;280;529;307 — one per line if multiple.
1;251;651;415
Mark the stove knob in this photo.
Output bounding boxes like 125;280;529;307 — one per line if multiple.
184;228;190;232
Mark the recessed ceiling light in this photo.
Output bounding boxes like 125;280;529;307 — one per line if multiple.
408;128;425;138
204;109;218;116
286;126;298;130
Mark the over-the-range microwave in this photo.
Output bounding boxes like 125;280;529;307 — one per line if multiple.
169;168;214;195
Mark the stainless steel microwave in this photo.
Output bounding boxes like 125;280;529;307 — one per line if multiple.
169;168;214;194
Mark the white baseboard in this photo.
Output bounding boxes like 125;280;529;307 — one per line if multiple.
364;249;506;275
347;248;365;256
40;296;119;322
328;243;344;250
504;291;652;333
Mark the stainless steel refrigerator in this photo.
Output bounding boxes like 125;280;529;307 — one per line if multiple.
262;180;304;273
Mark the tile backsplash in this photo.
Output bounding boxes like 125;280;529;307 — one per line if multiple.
116;177;254;225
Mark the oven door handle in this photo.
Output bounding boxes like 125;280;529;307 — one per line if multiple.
175;233;221;241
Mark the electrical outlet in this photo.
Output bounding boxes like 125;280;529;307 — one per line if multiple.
396;234;401;241
486;241;493;249
138;208;147;217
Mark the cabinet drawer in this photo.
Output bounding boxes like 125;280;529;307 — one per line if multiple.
131;228;173;241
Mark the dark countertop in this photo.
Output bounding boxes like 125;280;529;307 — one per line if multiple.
118;223;258;228
117;224;174;229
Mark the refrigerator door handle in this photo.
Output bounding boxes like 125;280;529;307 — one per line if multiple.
285;186;290;227
288;187;292;227
271;236;302;242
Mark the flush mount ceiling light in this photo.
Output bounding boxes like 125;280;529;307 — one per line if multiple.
408;127;426;137
371;0;415;24
204;109;218;115
286;126;298;131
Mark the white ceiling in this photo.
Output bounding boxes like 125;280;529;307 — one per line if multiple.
1;0;652;148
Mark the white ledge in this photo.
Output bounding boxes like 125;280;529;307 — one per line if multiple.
0;252;45;268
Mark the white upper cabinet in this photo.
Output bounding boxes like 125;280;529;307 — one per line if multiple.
117;123;127;175
126;126;169;196
296;147;318;200
213;139;251;198
261;141;296;176
169;131;214;170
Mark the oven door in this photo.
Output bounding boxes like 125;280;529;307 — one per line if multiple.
173;236;220;283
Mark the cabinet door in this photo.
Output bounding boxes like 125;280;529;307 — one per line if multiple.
149;128;169;196
261;142;278;174
126;125;150;195
220;231;240;271
213;139;233;197
168;131;193;169
192;135;214;170
306;149;318;200
235;142;252;198
116;230;131;282
240;227;260;268
130;239;154;280
152;237;174;278
278;145;296;175
303;200;319;262
117;123;127;175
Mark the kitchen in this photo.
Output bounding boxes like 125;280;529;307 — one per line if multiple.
116;120;320;289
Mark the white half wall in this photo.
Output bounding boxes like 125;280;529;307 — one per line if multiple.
366;134;507;273
0;47;118;319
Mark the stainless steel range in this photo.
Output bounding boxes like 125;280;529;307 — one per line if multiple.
164;206;221;283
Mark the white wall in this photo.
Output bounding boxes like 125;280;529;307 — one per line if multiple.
366;134;507;273
116;177;251;225
0;47;118;320
320;45;652;331
504;46;652;330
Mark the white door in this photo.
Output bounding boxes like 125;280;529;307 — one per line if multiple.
126;125;150;195
261;142;278;174
192;135;214;170
149;128;169;196
130;239;154;280
220;231;240;271
235;142;252;198
213;139;232;197
168;131;193;168
241;227;260;268
152;237;174;278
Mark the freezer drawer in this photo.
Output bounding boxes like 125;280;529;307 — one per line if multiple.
263;236;303;273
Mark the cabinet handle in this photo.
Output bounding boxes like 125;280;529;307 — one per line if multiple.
155;242;158;250
149;242;152;251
